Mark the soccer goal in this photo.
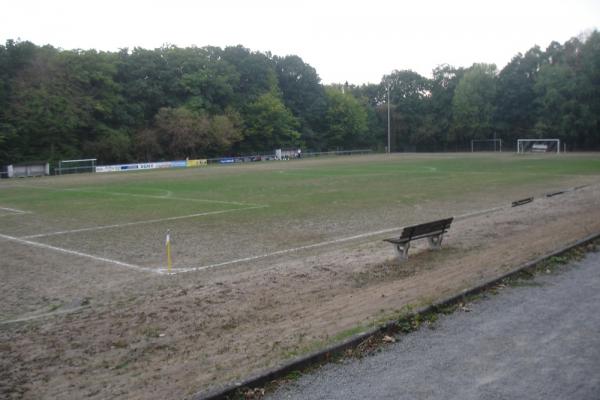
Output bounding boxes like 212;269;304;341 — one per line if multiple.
56;158;97;175
516;139;560;154
471;139;503;152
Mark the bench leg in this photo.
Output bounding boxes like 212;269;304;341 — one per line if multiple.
395;242;410;262
427;234;443;250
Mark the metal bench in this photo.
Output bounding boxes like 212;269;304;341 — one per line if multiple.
384;217;454;261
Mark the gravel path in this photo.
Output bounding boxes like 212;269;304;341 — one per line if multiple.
267;251;600;400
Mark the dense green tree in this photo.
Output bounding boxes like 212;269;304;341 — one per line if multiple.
428;64;464;150
578;31;600;148
241;92;300;152
62;49;129;151
323;87;369;149
380;70;431;150
146;107;241;158
221;46;278;106
274;55;327;147
0;42;19;162
533;63;579;143
84;126;131;163
451;63;497;144
152;107;209;159
116;46;182;124
6;46;84;161
209;114;243;154
495;47;543;144
349;83;386;150
133;127;162;162
181;58;239;114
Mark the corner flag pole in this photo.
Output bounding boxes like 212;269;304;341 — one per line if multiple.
166;229;172;272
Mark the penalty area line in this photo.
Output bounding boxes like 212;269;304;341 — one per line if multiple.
0;306;90;325
16;184;268;207
0;213;31;218
159;225;407;274
64;188;266;207
0;233;159;274
0;206;30;214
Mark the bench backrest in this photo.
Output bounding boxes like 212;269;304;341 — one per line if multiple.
511;197;533;207
400;217;454;240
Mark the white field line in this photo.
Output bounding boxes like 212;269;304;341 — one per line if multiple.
0;206;28;213
159;203;509;275
0;306;90;325
0;212;31;218
18;184;266;207
455;205;505;220
21;205;268;239
0;206;31;217
52;188;264;207
158;225;408;274
63;188;266;207
0;233;160;274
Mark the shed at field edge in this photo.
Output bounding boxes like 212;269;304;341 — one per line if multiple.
1;162;50;178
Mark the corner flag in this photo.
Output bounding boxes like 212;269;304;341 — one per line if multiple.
166;230;172;272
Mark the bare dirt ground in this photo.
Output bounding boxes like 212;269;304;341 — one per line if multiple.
1;173;600;399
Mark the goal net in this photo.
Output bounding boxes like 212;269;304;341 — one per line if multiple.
471;139;502;152
56;158;97;175
516;139;560;154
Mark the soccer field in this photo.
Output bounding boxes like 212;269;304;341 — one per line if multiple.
1;152;600;278
2;152;600;399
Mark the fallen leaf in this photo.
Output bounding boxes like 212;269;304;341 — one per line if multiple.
382;335;396;343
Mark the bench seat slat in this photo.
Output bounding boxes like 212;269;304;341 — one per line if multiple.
385;229;448;245
399;218;453;240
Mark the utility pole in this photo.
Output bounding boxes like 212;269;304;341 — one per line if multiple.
387;86;391;153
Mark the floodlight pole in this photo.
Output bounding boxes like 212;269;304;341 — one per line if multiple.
387;86;391;154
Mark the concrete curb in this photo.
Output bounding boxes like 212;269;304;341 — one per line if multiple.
192;231;600;400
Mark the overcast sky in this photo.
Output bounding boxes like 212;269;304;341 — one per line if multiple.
2;0;599;84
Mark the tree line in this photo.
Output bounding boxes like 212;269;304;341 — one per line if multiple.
1;31;599;165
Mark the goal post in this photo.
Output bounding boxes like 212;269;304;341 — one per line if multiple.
471;139;502;152
56;158;97;175
516;139;560;154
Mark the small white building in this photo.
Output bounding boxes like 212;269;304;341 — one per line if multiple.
2;162;50;178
